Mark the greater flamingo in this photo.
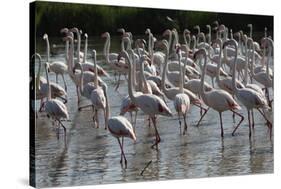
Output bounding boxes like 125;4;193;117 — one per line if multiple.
174;47;190;135
43;33;68;91
195;48;244;137
120;49;173;149
224;39;271;138
44;62;69;145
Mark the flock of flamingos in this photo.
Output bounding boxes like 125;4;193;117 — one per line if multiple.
32;21;273;167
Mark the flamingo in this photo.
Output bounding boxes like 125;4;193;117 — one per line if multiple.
43;34;68;91
70;27;84;62
250;37;273;107
32;53;67;112
90;50;107;129
76;33;109;77
174;47;190;135
64;34;103;109
100;74;136;167
120;49;173;150
195;48;244;137
44;62;69;145
224;39;272;138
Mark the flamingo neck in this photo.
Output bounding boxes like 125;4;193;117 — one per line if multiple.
68;39;75;79
231;43;239;94
183;31;187;46
83;37;88;63
45;37;50;62
161;46;169;94
65;40;69;63
200;51;208;101
216;41;223;84
126;52;137;104
77;31;81;63
244;41;249;86
104;85;110;128
36;56;41;91
178;54;184;93
45;64;51;101
249;26;252;39
79;64;84;95
93;55;98;88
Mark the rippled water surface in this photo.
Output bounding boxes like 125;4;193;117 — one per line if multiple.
34;36;273;188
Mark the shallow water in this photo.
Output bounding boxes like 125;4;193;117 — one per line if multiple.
34;36;273;188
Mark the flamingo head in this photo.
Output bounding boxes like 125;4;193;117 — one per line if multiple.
162;29;171;37
223;39;238;50
218;24;225;32
43;33;48;40
180;44;190;54
117;28;125;34
60;28;69;34
194;48;207;60
117;50;128;62
101;32;109;38
63;35;73;43
72;62;82;74
145;28;151;35
70;27;79;33
183;29;190;36
247;24;252;28
84;33;88;38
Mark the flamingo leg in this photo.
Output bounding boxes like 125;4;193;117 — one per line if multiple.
195;107;209;127
61;74;67;92
117;137;127;167
247;110;252;137
177;112;182;135
38;99;45;112
211;78;215;88
115;73;121;91
231;110;245;136
56;74;58;83
151;116;160;150
76;86;80;107
251;110;255;129
58;96;67;104
183;112;188;135
103;109;107;130
133;111;138;133
219;112;224;137
78;104;92;111
95;109;99;128
257;108;272;140
58;119;67;147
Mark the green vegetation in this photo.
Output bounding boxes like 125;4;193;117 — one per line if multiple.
33;1;273;37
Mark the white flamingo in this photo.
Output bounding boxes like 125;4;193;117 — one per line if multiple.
43;33;68;91
195;48;244;137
